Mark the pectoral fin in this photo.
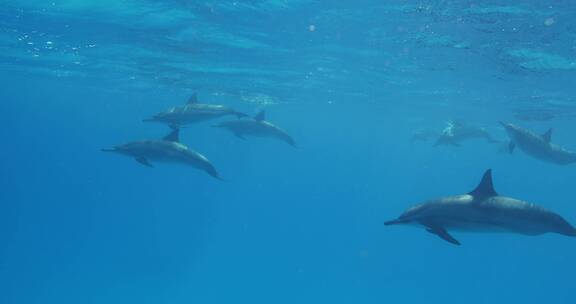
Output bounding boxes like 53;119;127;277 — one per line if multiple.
135;157;153;168
508;141;516;154
425;226;461;246
234;132;246;140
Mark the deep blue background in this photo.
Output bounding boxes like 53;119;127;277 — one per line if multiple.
2;1;576;303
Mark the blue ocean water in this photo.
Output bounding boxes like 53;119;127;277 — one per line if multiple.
1;1;576;303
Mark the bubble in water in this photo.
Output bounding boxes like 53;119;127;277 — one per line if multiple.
544;17;555;26
308;24;316;32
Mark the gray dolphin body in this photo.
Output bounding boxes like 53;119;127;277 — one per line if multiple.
214;110;296;147
144;93;246;127
501;122;576;165
435;121;500;147
385;170;576;245
102;128;221;180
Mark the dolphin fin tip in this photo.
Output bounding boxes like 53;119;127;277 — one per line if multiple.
426;226;461;246
468;169;498;198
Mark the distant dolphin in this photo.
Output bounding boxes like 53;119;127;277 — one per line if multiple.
102;128;222;180
435;120;500;147
500;122;576;165
214;110;296;147
144;93;247;127
385;169;576;245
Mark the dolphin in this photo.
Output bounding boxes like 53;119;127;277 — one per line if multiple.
435;120;500;147
214;110;296;147
102;127;222;180
384;169;576;245
143;93;247;127
500;122;576;165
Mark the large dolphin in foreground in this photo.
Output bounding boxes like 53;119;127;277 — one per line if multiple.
144;93;247;127
102;128;222;180
435;120;500;147
500;122;576;165
214;110;296;147
385;170;576;245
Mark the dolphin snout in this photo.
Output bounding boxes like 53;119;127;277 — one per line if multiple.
384;219;407;226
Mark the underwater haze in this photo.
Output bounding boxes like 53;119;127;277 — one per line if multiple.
2;1;576;303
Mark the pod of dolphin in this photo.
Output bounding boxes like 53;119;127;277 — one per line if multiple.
102;93;296;180
390;121;576;245
104;97;576;246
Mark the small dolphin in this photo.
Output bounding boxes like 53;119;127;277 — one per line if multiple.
214;110;296;147
144;93;247;127
102;128;222;180
435;120;500;147
500;122;576;165
385;169;576;245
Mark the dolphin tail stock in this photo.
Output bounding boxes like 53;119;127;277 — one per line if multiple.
285;136;298;148
204;165;226;181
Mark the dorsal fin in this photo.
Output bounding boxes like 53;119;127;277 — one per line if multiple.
187;93;198;104
542;128;553;143
468;169;498;198
163;127;180;142
254;110;266;121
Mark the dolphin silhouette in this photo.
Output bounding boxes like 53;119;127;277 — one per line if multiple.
434;120;500;147
213;110;296;147
102;127;222;180
144;93;247;127
500;122;576;165
385;170;576;245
